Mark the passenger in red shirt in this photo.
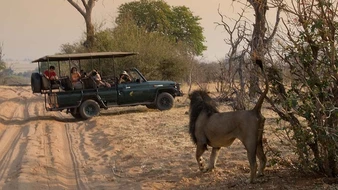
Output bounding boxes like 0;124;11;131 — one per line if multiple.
44;65;58;80
43;66;59;86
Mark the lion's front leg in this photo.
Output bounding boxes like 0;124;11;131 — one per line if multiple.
196;143;207;172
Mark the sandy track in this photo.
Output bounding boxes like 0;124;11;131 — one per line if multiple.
0;86;91;189
0;86;336;190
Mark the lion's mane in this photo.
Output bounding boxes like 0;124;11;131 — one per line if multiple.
188;90;219;144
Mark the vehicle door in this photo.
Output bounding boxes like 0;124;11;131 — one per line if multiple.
97;87;118;105
118;69;158;104
117;81;154;105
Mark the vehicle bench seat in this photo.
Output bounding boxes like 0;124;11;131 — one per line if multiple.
59;77;73;91
81;77;97;89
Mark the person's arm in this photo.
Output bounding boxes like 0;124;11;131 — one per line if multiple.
51;72;58;80
118;75;124;83
43;70;49;79
54;73;58;80
97;73;102;81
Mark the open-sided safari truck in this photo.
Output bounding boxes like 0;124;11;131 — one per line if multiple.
30;52;183;120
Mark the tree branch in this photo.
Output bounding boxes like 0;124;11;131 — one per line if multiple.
81;0;88;9
266;6;282;43
67;0;86;17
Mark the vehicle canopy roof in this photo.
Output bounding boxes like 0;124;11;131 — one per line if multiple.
32;52;138;63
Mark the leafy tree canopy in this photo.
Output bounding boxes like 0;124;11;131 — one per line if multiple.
60;18;189;81
116;0;206;55
95;18;189;81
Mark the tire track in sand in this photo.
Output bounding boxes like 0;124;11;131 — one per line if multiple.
0;126;29;188
65;122;90;190
51;111;91;189
0;87;91;189
0;87;39;189
29;111;91;189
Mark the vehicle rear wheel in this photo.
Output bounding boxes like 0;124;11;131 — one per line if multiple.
31;73;42;93
156;92;174;111
70;108;83;119
79;100;100;119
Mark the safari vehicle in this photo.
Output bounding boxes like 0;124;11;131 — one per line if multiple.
30;52;183;119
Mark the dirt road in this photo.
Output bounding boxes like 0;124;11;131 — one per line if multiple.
0;86;336;190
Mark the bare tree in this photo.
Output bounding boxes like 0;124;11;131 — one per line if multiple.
67;0;98;50
215;4;251;110
216;1;281;109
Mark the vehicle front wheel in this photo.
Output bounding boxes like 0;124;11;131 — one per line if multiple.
156;92;174;111
79;100;100;119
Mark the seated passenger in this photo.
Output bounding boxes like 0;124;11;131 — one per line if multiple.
70;67;82;89
118;70;132;84
44;65;59;84
89;69;111;88
80;69;87;78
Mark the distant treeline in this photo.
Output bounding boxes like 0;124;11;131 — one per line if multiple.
0;67;34;85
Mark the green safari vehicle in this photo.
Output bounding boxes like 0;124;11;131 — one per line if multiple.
30;52;183;119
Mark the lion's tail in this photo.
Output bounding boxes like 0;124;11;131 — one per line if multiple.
252;61;269;112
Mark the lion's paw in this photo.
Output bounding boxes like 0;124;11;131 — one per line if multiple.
203;167;216;173
201;168;209;173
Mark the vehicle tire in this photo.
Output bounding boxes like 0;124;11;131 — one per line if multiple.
156;92;174;111
79;99;100;119
31;73;42;93
146;104;157;109
70;108;83;119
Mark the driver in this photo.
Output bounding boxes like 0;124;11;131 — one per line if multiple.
118;70;132;84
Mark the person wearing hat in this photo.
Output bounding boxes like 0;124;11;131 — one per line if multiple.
119;70;132;84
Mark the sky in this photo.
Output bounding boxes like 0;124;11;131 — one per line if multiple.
0;0;241;62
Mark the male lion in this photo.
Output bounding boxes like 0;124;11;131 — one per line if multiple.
188;67;269;183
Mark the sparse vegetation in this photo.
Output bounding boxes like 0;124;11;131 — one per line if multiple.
3;0;335;186
0;43;31;85
268;0;338;177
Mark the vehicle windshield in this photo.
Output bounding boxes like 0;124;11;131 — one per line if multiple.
127;69;146;82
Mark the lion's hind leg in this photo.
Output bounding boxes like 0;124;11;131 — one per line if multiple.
196;143;208;172
256;140;266;177
207;147;221;171
244;140;258;183
256;130;266;176
257;117;266;177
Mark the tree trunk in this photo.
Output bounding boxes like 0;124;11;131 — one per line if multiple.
248;0;268;98
84;12;95;50
67;0;96;51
